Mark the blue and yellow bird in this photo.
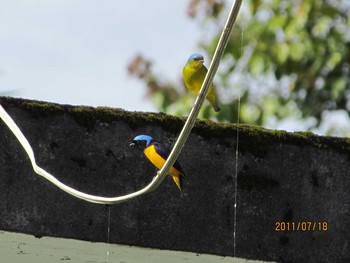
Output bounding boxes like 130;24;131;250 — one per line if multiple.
130;135;185;191
183;53;221;112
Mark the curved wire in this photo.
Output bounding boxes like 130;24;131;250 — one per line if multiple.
0;0;242;204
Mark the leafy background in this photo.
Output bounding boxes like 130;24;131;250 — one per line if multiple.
128;0;350;136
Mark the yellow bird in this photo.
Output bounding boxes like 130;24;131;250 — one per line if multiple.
183;53;220;112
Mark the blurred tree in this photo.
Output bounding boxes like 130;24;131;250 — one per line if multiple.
128;0;350;134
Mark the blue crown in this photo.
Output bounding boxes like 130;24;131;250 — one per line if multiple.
132;135;153;146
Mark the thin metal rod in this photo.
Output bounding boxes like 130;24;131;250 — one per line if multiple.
153;0;242;190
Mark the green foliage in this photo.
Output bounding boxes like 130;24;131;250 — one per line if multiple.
128;0;350;135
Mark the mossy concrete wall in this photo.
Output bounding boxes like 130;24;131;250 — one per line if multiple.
0;96;349;263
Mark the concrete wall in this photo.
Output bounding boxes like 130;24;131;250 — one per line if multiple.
0;96;349;263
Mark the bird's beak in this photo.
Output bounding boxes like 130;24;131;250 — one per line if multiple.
129;142;135;147
194;56;204;63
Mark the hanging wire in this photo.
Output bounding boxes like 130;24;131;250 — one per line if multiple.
0;0;242;204
233;27;244;258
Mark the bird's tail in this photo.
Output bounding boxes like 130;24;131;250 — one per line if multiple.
212;103;221;112
172;174;182;191
207;91;221;112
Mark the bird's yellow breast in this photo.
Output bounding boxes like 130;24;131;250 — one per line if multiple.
143;145;180;177
183;65;206;94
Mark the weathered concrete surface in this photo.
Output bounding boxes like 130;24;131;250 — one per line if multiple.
2;230;262;263
0;96;349;263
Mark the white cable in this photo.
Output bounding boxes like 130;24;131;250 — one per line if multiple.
0;104;155;204
0;0;242;204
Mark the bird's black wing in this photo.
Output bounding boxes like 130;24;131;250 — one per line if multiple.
152;140;186;176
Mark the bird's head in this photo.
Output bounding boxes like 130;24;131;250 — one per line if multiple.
186;53;204;68
130;134;154;150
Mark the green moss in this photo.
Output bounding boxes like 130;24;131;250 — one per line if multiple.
21;101;65;118
1;96;350;156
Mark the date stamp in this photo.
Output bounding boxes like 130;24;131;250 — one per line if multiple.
275;221;328;231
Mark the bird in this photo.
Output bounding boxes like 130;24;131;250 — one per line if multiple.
183;53;221;112
129;135;185;191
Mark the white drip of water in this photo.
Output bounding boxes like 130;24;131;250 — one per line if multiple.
233;29;243;258
106;205;111;263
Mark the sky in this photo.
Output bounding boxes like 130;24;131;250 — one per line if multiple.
0;0;200;112
1;1;349;136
